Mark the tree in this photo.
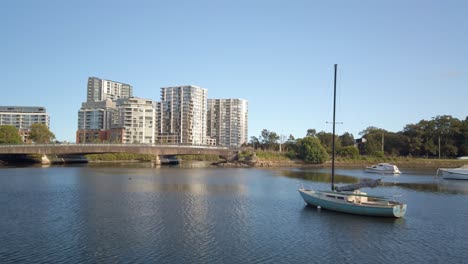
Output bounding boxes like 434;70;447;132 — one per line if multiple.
316;131;341;154
358;127;386;156
337;146;359;158
459;117;468;156
249;136;260;150
283;134;296;152
29;123;55;143
339;132;355;147
259;129;279;150
0;125;22;144
402;115;464;158
306;129;316;137
297;136;329;164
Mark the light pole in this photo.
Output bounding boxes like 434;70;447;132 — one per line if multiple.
381;132;384;153
438;134;441;159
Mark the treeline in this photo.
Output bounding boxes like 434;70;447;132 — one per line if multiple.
0;124;55;144
247;115;468;162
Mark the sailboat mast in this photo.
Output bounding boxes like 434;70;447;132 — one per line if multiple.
331;64;337;191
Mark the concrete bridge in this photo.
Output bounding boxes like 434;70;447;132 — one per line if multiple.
0;144;240;164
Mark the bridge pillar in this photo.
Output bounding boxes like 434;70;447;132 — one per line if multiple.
41;155;51;165
154;155;161;165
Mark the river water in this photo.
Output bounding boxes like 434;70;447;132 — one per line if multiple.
0;163;467;263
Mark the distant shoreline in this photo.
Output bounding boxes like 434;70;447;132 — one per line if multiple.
0;157;466;170
236;158;468;170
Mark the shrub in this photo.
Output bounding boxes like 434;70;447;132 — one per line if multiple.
297;137;329;164
337;146;359;158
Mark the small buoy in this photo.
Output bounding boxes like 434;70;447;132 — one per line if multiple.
128;177;132;180
317;205;321;210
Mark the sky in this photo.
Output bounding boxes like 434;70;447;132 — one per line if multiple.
1;0;467;142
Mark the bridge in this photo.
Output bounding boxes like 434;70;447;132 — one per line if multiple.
0;144;240;164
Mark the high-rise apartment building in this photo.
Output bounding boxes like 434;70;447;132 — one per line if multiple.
0;106;50;142
76;99;121;143
115;97;155;144
76;97;155;144
87;77;133;102
78;77;136;143
207;99;248;147
77;99;117;130
158;85;207;145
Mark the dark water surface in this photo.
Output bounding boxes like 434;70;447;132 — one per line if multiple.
1;163;467;263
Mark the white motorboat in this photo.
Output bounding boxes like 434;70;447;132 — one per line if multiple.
365;163;401;174
437;165;468;180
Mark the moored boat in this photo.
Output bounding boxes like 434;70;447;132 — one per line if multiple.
298;64;407;218
437;165;468;180
365;163;401;174
298;189;406;218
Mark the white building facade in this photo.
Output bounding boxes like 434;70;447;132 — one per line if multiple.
158;85;207;145
87;77;133;102
207;99;248;147
0;106;50;142
115;97;156;144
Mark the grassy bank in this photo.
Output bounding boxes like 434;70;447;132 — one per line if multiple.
332;157;467;169
176;154;221;161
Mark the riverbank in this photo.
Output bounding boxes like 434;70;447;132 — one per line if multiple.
222;156;468;169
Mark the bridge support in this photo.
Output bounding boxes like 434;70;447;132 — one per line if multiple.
41;155;51;165
154;155;161;165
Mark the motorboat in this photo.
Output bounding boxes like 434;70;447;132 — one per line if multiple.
298;64;406;218
365;163;401;174
437;165;468;180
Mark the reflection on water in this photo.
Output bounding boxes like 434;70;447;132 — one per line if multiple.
281;170;359;184
126;181;246;195
391;180;468;195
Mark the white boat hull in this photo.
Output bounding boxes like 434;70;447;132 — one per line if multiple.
365;168;400;174
365;163;401;174
440;169;468;180
298;189;406;218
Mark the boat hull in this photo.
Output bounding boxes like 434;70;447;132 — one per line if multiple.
440;169;468;180
365;168;400;174
298;189;406;218
365;163;401;174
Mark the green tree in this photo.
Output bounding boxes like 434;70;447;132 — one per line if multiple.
29;123;55;143
297;136;329;164
403;115;463;158
0;125;22;144
306;129;316;137
259;129;279;150
283;134;296;153
339;132;355;147
316;131;341;154
402;123;425;156
459;117;468;156
358;127;386;156
337;146;359;158
249;136;260;150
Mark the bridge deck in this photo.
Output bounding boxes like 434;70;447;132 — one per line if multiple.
0;144;239;156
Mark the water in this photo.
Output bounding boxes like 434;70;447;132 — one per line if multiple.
1;163;467;263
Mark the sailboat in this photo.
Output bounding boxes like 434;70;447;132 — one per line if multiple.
298;64;407;218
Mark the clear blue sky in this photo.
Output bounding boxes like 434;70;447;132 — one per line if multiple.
1;0;467;142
